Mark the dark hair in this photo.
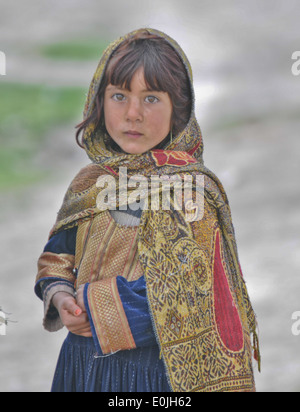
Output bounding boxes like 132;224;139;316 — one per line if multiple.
76;30;192;148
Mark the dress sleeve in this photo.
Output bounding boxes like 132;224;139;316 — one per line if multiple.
117;276;157;348
83;275;157;356
35;227;77;332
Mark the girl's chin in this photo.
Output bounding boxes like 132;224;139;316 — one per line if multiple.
113;140;152;155
110;136;169;155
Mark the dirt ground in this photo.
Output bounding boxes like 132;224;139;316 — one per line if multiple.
0;0;300;392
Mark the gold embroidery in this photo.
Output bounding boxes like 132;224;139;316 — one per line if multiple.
88;277;136;354
76;211;143;288
74;211;143;354
36;252;75;284
88;278;135;354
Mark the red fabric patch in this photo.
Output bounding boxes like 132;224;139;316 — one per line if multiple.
213;231;244;351
151;150;197;167
187;141;201;157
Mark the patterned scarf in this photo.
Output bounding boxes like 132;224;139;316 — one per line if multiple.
51;28;260;392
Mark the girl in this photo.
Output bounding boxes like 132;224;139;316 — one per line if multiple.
35;28;259;392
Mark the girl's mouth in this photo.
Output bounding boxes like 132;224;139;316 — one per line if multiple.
124;130;144;139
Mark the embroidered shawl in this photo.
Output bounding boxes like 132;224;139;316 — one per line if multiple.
50;28;259;392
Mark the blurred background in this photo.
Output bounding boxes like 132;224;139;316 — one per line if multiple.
0;0;299;392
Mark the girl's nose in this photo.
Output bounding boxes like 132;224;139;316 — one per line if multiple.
126;98;143;122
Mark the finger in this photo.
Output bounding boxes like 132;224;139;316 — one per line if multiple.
75;288;86;312
79;332;93;338
74;308;82;316
63;297;82;317
69;322;92;336
64;313;89;330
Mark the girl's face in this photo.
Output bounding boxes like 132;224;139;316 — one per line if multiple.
104;67;173;155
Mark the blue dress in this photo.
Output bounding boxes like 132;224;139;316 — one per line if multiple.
52;333;170;392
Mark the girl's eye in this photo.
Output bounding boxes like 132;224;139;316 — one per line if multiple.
112;93;126;102
145;96;159;104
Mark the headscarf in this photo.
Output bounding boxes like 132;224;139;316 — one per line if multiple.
50;28;259;392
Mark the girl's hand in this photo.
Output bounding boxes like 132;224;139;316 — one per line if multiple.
52;291;92;337
75;285;86;313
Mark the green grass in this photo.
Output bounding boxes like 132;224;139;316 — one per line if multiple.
40;39;108;61
0;83;86;190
